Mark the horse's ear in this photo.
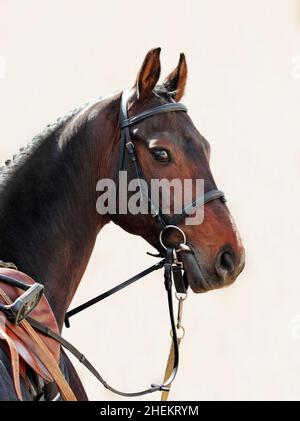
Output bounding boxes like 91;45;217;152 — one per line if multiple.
162;53;187;101
135;48;161;101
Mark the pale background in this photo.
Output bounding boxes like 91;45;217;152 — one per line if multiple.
0;0;299;401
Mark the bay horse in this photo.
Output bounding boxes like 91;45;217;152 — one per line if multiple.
0;48;245;400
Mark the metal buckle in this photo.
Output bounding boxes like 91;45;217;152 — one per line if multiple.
125;141;135;152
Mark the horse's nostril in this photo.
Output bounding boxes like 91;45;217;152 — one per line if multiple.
220;252;235;272
216;250;235;278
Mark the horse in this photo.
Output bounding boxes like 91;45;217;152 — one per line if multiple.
0;48;245;400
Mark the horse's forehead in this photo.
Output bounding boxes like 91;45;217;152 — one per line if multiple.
129;94;203;146
134;111;200;145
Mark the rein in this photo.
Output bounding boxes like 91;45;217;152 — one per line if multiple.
32;250;185;398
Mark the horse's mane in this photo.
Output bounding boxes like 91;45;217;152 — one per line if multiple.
0;86;173;185
0;102;90;182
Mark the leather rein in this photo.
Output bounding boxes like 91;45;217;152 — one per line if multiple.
0;90;226;399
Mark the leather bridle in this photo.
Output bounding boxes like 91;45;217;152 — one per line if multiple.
0;90;228;400
118;89;226;233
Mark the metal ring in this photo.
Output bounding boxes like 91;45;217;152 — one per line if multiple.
159;225;187;252
170;326;185;340
175;291;188;301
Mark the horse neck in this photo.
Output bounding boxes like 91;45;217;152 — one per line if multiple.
0;93;120;329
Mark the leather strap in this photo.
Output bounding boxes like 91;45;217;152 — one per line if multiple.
0;314;23;400
168;189;226;226
65;259;165;325
161;337;182;401
120;103;188;129
28;318;165;397
172;266;188;294
117;89;189;229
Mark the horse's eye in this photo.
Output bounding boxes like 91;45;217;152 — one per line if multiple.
151;149;170;162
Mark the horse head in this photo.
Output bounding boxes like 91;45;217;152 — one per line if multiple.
111;48;245;292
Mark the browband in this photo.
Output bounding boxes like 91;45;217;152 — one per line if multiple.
120;102;188;129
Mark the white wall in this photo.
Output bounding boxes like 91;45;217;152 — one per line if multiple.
0;0;299;400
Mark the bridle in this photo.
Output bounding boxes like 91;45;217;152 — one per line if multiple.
118;89;226;234
0;89;227;400
118;88;226;290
